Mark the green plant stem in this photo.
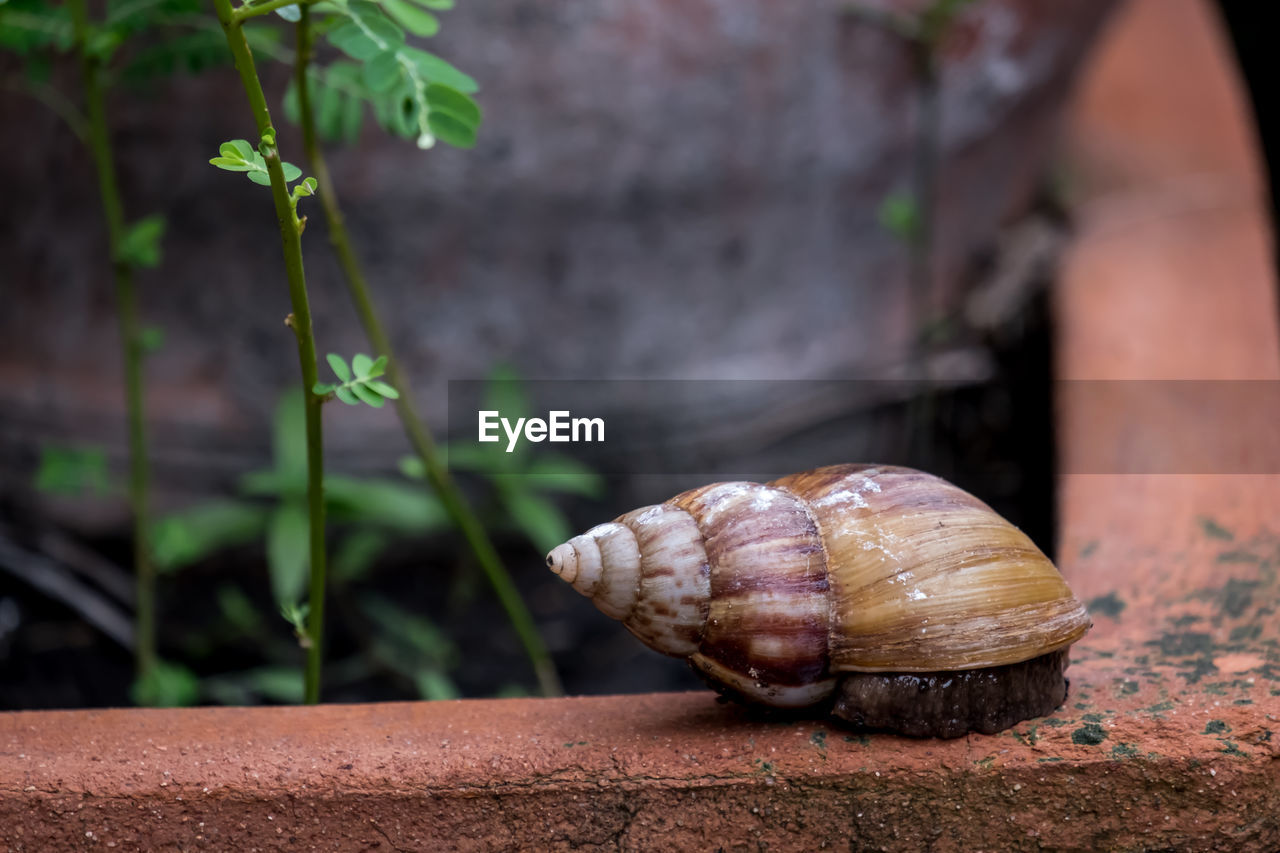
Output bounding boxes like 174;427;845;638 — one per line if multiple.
213;0;328;704
233;0;318;24
293;10;561;697
68;0;157;685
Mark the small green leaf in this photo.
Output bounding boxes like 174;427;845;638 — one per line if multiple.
247;170;272;186
326;476;447;531
281;162;302;182
362;49;402;93
272;390;308;487
414;669;460;701
410;0;454;8
381;0;438;36
327;353;352;382
351;383;385;407
244;666;305;703
318;80;344;138
351;352;374;377
222;139;255;160
398;455;426;479
279;602;311;646
209;157;252;171
267;502;310;606
401;46;477;92
332;529;388;582
335;386;359;405
369;354;388;377
274;3;302;21
425;84;480;127
283;77;301;124
131;660;200;708
503;488;571;554
524;456;605;497
34;445;110;497
340;90;364;142
327;11;404;61
367;379;399;399
118;214;166;268
150;501;268;571
312;382;337;395
427;111;475;148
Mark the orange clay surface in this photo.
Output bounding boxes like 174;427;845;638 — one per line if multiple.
2;0;1278;850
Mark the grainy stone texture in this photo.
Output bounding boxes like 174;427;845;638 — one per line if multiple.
2;0;1279;850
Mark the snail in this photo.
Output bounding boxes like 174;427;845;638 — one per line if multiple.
546;464;1090;738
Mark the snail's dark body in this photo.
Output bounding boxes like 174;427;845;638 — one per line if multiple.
547;465;1091;738
831;649;1069;738
696;650;1070;739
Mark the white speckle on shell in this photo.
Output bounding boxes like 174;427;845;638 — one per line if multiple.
815;488;869;509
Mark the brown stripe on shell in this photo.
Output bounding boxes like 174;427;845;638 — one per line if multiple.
672;482;832;694
772;465;1091;672
616;504;710;657
587;522;643;621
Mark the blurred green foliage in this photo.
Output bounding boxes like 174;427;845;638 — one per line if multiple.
136;373;595;706
281;0;482;149
34;445;111;497
5;0;561;707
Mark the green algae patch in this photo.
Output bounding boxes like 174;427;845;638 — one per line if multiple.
1087;592;1126;619
1071;723;1107;745
1110;742;1140;759
1198;517;1234;541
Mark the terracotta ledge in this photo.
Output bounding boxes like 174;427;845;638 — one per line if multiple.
3;0;1279;850
0;690;1275;851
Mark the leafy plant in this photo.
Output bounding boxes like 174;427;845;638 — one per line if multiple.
5;0;558;706
153;389;444;607
1;0;171;693
314;353;400;407
280;0;481;148
284;2;561;696
146;386;468;706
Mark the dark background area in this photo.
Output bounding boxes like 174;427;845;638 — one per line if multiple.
1216;1;1280;271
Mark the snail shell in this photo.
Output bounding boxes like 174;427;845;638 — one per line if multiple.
546;464;1091;737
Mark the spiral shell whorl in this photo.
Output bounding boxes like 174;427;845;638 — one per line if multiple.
673;482;836;707
547;509;711;657
548;482;841;708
